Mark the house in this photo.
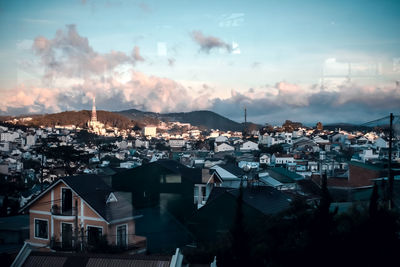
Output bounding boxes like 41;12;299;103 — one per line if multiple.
112;160;198;252
20;174;146;252
169;139;186;151
187;186;291;243
240;140;259;151
143;126;157;138
215;135;228;144
193;169;223;209
271;153;294;166
214;143;234;153
259;154;271;166
268;167;303;190
374;137;389;150
258;172;283;189
209;163;245;188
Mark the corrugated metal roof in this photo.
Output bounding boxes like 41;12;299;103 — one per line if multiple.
23;252;172;267
23;256;67;267
86;258;170;267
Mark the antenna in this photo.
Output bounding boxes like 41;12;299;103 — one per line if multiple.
244;106;247;138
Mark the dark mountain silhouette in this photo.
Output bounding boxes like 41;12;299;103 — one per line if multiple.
1;109;260;131
4;110;134;129
323;123;372;131
117;109;254;131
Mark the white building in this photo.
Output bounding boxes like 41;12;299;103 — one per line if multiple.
144;126;157;137
214;143;234;153
26;135;36;147
271;154;294;165
169;139;186;149
259;154;271;165
240;141;259;151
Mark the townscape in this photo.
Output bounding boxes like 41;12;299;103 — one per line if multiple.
0;98;399;266
1;1;400;266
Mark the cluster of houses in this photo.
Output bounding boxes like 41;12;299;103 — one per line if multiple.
0;118;399;266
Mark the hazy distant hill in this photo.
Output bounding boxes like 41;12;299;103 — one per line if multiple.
1;109;260;131
324;123;372;132
117;109;248;131
12;110;134;129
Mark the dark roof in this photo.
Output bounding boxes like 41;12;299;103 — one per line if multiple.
117;159;202;184
62;175;136;223
268;167;303;182
218;163;245;177
348;161;385;171
22;251;171;267
228;187;291;215
155;159;186;173
206;187;230;204
206;186;291;215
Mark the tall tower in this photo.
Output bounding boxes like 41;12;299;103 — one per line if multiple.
91;97;97;123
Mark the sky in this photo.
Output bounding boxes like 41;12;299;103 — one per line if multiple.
0;0;399;125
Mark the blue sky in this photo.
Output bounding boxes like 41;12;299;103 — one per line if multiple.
0;0;399;124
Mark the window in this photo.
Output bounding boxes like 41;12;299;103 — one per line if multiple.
34;219;48;239
87;226;102;245
165;174;181;183
116;224;127;247
61;188;72;215
160;174;182;183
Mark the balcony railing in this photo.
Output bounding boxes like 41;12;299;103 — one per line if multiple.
51;205;75;216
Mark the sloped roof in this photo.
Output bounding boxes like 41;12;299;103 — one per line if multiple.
20;251;172;267
206;186;291;215
211;163;244;178
22;175;137;224
62;175;137;223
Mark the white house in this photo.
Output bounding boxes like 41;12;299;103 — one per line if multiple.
169;139;186;149
215;135;228;144
240;141;259;151
374;137;389;150
144;126;157;137
360;149;379;162
214;143;234;153
271;154;294;165
259;154;271;165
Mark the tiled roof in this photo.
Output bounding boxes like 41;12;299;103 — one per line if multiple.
22;251;172;267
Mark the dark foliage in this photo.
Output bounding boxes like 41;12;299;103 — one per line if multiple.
258;144;284;154
184;181;400;267
18;110;134;129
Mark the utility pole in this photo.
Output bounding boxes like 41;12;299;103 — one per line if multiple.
388;113;394;209
74;199;79;250
244;106;247;139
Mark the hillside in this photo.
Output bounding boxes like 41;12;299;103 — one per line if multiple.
117;109;247;131
1;109;260;131
323;123;373;132
14;110;134;129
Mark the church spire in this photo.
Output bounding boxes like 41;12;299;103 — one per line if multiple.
91;96;97;122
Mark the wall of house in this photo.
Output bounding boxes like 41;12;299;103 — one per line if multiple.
28;181;111;246
108;219;138;246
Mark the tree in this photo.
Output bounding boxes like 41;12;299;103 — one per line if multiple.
369;182;379;218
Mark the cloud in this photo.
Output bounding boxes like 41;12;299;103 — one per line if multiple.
167;58;175;67
208;82;400;124
190;30;231;53
1;25;398;125
32;24;143;83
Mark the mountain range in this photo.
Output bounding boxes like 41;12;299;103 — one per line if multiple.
117;109;255;131
1;109;259;131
